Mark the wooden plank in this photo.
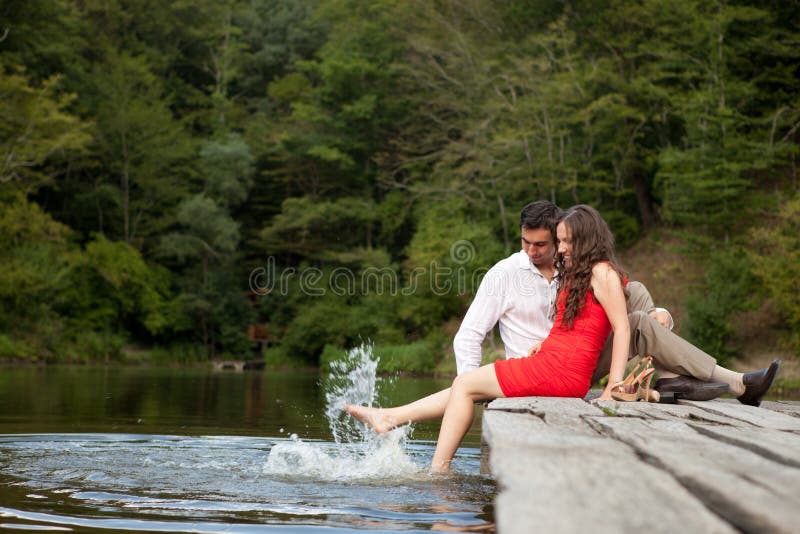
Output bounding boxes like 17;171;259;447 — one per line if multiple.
486;396;603;436
688;423;800;468
680;399;800;431
759;400;800;418
483;410;733;534
588;417;800;533
591;400;751;426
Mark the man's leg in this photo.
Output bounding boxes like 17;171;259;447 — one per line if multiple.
590;282;779;404
628;311;716;379
593;307;727;401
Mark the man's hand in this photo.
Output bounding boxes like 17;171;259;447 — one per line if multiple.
527;342;542;357
649;309;671;329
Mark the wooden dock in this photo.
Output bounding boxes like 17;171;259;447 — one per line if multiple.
481;395;800;533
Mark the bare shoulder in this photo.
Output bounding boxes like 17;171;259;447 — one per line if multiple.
590;262;622;292
591;262;615;278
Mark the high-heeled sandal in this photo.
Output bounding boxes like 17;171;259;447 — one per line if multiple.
637;367;660;403
610;356;661;402
609;356;649;400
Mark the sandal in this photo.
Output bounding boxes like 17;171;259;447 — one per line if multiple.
610;356;661;403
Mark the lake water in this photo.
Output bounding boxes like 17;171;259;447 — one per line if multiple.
0;347;495;532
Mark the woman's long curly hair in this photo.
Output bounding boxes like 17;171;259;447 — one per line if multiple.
554;205;628;329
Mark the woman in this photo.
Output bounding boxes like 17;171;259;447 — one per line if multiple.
346;205;635;473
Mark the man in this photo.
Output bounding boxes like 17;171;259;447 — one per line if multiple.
453;200;780;406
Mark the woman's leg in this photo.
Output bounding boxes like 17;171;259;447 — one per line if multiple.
345;388;452;434
431;364;505;473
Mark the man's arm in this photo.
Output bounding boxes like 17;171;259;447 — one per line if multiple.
650;308;673;330
453;269;509;375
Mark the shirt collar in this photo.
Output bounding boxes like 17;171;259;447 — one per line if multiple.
517;250;545;278
516;250;560;283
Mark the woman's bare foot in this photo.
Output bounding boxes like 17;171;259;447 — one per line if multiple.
343;403;397;434
430;458;451;474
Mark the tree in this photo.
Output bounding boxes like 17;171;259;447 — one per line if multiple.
57;234;176;338
0;194;73;357
0;64;91;194
651;2;781;241
89;49;193;245
160;194;240;355
200;132;255;208
748;197;800;353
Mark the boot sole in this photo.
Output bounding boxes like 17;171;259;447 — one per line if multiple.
657;382;729;402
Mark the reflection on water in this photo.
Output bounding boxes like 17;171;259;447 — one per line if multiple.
0;346;495;532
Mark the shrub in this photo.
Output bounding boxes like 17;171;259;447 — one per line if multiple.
374;340;436;374
320;340;436;374
149;343;206;364
684;248;758;365
0;334;36;360
747;197;800;354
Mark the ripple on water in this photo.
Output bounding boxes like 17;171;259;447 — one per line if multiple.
0;432;494;531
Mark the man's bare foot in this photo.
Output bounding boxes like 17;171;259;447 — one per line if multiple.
343;403;396;434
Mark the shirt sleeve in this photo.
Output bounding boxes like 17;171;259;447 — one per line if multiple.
653;307;675;331
453;267;509;375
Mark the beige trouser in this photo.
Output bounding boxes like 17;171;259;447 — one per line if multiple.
590;281;717;385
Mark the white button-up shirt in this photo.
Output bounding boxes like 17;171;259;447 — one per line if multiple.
453;251;557;375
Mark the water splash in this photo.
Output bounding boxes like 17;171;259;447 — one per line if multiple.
324;342;379;444
263;343;421;481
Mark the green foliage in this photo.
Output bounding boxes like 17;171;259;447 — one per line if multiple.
0;197;72;349
263;345;298;368
278;294;388;362
652;2;789;239
684;248;759;365
148;343;207;364
161;195;240;264
1;0;799;367
748;197;800;353
71;330;127;363
0;334;36;360
0;64;91;190
319;340;435;374
602;210;640;250
200;133;255;208
57;234;176;337
374;341;436;374
88;48;193;243
260;196;379;259
400;199;504;334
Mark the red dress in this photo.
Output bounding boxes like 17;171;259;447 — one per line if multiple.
494;287;612;398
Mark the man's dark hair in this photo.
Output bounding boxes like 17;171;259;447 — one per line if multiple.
520;200;563;241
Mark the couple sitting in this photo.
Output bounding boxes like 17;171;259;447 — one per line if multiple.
346;202;780;473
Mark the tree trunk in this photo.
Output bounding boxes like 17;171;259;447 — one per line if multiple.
631;168;657;230
497;194;510;254
121;132;131;242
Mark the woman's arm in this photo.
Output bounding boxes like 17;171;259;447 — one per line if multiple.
591;263;630;401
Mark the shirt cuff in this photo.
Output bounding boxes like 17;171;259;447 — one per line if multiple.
653;307;674;330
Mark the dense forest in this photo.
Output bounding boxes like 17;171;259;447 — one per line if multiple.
1;0;798;371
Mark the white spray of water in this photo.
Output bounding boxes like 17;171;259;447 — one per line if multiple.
263;343;421;481
323;343;378;444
